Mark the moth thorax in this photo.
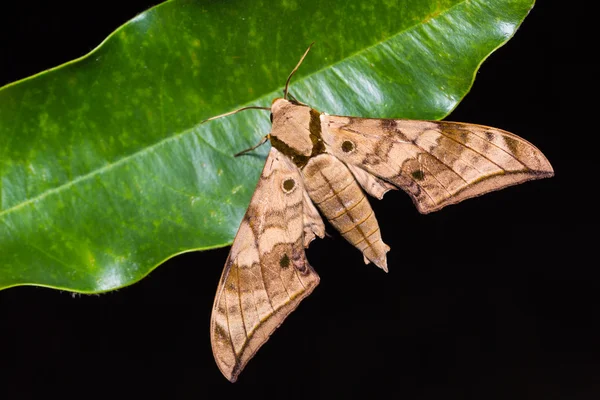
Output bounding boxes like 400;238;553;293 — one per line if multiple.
270;98;314;157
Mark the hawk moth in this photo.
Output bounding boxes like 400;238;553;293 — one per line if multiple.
203;45;553;382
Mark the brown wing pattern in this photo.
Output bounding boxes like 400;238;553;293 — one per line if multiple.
321;116;554;214
210;147;324;382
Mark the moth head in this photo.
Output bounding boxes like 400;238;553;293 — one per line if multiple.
268;98;314;157
271;97;290;115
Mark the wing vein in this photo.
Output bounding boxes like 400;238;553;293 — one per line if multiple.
258;260;276;315
223;272;237;361
236;264;250;342
436;129;506;172
413;137;471;184
465;128;528;169
419;158;453;197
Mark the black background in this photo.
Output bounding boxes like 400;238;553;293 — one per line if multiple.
0;1;594;399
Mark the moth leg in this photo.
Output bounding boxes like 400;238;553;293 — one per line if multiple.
234;135;270;157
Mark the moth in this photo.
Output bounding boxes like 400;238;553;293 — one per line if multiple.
203;44;553;382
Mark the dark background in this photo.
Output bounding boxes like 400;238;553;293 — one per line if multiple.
0;1;593;398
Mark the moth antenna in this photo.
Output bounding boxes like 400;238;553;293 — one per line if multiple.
234;135;270;157
287;92;307;106
201;106;270;124
283;42;315;100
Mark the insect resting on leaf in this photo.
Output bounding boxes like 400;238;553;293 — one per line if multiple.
201;44;553;382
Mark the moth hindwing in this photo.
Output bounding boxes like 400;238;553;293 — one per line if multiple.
205;45;553;382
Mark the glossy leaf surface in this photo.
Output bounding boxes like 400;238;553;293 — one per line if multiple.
0;0;535;292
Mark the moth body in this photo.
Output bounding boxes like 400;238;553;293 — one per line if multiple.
270;98;389;271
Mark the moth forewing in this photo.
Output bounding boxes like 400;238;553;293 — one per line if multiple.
208;45;553;382
210;147;321;382
319;115;553;214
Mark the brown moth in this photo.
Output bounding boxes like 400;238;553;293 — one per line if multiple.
203;45;553;382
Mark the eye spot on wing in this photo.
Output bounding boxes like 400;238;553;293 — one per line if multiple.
412;170;425;181
282;178;296;193
279;254;290;269
341;140;355;153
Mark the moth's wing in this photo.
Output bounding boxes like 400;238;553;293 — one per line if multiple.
321;116;554;214
211;147;324;382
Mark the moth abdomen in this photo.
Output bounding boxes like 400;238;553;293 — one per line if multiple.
303;154;389;271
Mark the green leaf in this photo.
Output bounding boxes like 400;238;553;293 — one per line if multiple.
0;0;535;292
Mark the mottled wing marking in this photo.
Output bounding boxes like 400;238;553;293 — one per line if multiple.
321;115;553;214
211;147;323;382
